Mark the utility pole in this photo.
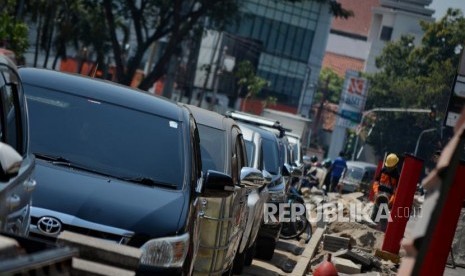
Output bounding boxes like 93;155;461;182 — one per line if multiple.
310;76;330;145
209;45;227;111
297;65;312;116
197;32;222;107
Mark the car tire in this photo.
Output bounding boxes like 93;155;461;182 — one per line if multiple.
255;238;276;260
232;249;246;274
244;241;256;266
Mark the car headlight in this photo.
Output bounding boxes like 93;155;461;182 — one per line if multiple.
140;233;189;267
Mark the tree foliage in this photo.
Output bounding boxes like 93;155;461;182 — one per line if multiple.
235;60;269;99
0;0;29;61
313;67;344;105
365;9;465;159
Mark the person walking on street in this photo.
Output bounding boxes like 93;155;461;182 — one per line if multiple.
329;151;347;193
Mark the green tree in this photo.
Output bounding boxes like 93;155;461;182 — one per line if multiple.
0;0;29;62
235;60;269;111
104;0;352;90
312;67;344;104
19;0;351;92
365;8;465;158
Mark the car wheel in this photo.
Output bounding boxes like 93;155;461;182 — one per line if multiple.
244;241;256;266
255;237;276;260
232;249;246;274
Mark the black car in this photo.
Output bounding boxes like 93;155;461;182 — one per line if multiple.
20;68;234;275
0;56;36;236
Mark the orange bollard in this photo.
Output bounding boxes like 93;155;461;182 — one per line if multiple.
381;154;423;255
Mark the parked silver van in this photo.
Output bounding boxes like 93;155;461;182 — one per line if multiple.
340;161;377;194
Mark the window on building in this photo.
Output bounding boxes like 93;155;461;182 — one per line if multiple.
380;26;393;41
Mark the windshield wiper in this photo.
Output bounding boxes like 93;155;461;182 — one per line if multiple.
34;152;72;164
34;152;118;179
119;176;176;188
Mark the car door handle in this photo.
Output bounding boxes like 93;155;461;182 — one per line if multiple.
23;179;37;192
7;194;21;209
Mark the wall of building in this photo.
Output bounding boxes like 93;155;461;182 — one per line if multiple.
223;0;332;114
364;2;433;73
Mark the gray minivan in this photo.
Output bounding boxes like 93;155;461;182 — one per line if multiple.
340;161;377;195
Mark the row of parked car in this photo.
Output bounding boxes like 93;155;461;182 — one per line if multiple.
0;56;304;275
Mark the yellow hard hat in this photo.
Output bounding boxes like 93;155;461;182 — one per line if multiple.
385;153;399;168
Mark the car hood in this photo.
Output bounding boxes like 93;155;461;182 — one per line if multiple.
32;160;188;238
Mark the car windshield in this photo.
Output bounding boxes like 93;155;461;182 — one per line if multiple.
344;167;364;182
262;138;279;175
197;124;225;174
244;140;254;167
25;85;185;188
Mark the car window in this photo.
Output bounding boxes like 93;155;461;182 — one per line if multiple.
197;124;225;174
344;167;364;181
0;66;23;154
262;138;279;175
244;140;254;167
25;85;185;188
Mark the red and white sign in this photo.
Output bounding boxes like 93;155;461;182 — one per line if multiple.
336;70;369;129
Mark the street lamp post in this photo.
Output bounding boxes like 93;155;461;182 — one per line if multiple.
413;128;437;156
352;107;431;160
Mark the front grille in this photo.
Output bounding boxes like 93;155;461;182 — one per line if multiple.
31;216;130;244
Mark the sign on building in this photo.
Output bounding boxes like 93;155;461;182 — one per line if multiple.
336;70;369;129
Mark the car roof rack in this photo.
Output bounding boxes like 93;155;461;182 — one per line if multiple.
225;110;290;138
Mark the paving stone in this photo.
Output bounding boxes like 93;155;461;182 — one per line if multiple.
333;257;362;274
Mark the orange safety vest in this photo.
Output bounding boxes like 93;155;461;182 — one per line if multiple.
371;170;398;207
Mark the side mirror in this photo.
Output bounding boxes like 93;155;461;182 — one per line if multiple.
282;164;291;177
291;166;303;178
203;170;235;197
0;142;22;182
262;170;273;185
240;167;265;188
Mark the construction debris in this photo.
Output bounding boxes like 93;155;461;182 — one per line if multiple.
306;192;399;275
323;235;351;252
333;257;362;274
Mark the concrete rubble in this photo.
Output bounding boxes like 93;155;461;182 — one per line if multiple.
303;189;400;275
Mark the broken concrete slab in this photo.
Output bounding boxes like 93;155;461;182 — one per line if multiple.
333;249;372;267
57;231;141;270
0;235;21;259
333;256;362;274
72;258;135;276
323;235;351;252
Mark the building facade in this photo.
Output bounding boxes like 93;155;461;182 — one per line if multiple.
196;0;332;115
365;0;434;72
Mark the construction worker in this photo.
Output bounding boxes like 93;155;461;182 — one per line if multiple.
370;153;400;230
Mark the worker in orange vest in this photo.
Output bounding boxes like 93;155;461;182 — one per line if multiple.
370;153;400;230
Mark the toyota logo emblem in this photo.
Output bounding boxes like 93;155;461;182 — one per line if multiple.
37;217;62;235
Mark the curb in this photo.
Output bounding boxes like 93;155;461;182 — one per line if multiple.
293;227;326;276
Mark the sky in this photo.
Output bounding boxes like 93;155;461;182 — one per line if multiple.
429;0;465;19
